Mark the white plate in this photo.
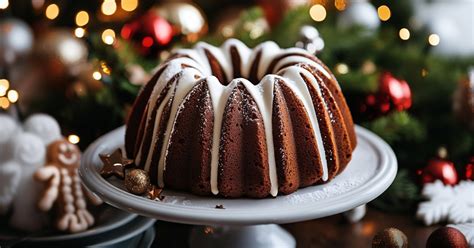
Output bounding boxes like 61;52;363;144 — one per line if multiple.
80;125;397;226
85;216;155;247
0;205;136;243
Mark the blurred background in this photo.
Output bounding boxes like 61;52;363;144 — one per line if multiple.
0;0;473;245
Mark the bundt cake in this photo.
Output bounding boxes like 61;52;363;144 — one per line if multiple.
125;39;357;198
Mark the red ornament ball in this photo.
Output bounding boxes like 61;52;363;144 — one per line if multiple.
418;158;458;186
121;11;173;57
465;157;474;180
426;227;468;248
362;72;412;117
258;0;311;26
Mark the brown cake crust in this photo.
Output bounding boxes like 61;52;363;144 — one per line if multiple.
218;83;271;198
164;79;213;195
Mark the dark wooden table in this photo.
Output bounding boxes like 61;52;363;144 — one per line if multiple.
152;207;439;247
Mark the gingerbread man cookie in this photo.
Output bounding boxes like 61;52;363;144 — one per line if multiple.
35;139;102;233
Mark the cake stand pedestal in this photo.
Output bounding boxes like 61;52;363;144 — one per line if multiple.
80;126;397;248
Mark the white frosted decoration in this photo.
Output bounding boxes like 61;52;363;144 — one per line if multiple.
337;0;380;31
0;160;21;214
417;180;474;225
207;76;231;195
10;132;46;167
0;114;19;162
9;132;47;232
158;68;203;187
23;114;61;145
280;68;329;181
0;114;18;144
240;77;278;196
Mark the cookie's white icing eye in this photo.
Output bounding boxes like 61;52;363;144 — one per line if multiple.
59;143;67;153
67;143;75;152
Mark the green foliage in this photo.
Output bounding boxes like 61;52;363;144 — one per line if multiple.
371;169;420;212
365;111;426;144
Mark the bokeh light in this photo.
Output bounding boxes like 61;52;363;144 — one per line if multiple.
309;4;326;22
377;5;391;21
45;4;59;20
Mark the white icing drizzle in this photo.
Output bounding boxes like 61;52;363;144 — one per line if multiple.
207;77;234;195
279;67;329;181
221;39;251;77
196;42;233;82
278;48;332;79
143;82;175;172
140;38;336;195
157;68;203;187
135;58;203;165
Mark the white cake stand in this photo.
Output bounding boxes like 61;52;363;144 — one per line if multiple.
80;125;397;248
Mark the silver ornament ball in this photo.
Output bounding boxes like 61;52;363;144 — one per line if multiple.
0;18;34;66
337;0;380;32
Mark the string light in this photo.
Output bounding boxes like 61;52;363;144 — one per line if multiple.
0;0;9;9
428;34;440;46
102;29;116;45
74;27;86;38
334;0;346;11
0;79;9;96
68;134;80;144
100;61;111;75
0;97;9;109
421;68;429;77
377;5;391;21
121;0;138;12
335;63;349;74
75;11;89;26
45;4;59;20
101;0;117;16
7;90;18;103
92;71;102;80
399;28;410;40
309;4;326;22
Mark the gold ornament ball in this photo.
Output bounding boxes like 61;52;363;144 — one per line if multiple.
152;2;207;43
125;169;150;195
372;228;408;248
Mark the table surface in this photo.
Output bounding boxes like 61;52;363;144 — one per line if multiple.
152;206;439;248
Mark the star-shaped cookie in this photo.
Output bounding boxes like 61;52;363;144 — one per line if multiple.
99;148;134;179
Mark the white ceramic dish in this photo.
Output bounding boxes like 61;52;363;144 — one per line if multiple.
0;206;136;244
80;125;397;226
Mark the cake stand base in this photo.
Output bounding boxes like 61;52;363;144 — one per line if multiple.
190;224;295;248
